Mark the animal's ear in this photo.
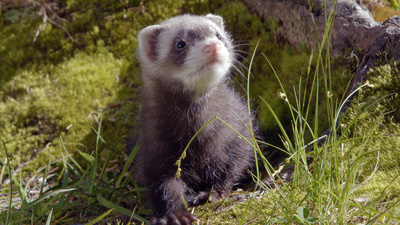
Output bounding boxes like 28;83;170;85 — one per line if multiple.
136;25;163;62
206;14;224;29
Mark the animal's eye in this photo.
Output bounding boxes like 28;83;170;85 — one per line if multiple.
216;33;222;40
176;41;186;49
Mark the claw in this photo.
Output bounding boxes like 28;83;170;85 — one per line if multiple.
152;212;198;225
190;190;227;206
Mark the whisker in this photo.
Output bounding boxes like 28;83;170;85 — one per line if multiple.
231;63;248;83
233;44;252;48
233;58;249;71
232;40;252;44
233;49;249;56
230;74;247;93
234;53;250;64
234;49;249;55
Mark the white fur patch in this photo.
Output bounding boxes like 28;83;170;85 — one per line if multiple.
137;15;233;98
173;36;231;96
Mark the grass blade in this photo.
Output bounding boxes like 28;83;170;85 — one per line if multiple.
84;208;114;225
96;194;148;223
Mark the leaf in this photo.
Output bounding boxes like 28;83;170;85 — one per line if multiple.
45;208;53;225
84;209;114;225
76;149;94;163
96;194;148;223
15;188;76;217
297;207;310;219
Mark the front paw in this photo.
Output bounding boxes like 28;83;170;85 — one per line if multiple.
151;212;198;225
189;190;226;206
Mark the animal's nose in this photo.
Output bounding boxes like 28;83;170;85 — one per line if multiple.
202;42;221;57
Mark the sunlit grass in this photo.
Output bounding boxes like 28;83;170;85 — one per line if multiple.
0;118;147;224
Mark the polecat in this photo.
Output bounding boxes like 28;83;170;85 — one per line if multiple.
135;14;256;225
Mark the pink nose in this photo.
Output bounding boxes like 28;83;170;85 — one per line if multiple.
202;43;221;56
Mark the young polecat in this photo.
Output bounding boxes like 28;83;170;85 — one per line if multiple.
135;14;256;225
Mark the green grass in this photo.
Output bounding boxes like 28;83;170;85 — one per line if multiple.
2;57;400;224
1;0;400;224
193;2;400;224
1;118;147;224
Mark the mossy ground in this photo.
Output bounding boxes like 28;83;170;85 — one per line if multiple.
341;62;400;198
1;0;400;224
1;0;341;184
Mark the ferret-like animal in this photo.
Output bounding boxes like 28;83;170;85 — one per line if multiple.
135;14;256;225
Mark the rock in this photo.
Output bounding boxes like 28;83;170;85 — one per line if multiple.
244;0;389;56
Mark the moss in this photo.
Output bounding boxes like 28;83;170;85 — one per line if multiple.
389;0;400;10
0;21;42;80
0;49;136;174
0;0;199;176
342;62;400;198
371;5;400;22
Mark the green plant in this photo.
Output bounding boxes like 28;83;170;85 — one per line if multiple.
0;118;147;224
236;2;400;224
389;0;400;10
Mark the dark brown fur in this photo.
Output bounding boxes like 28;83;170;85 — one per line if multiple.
137;80;255;224
135;14;256;225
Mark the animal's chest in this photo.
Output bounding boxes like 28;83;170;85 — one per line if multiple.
160;100;213;142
